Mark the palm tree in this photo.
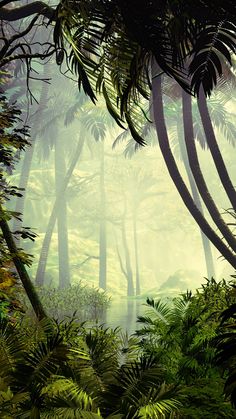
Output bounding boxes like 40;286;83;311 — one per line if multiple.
31;82;88;288
197;86;236;211
50;1;236;269
182;88;236;252
2;0;236;95
35;93;114;289
3;0;236;268
115;118;216;281
78;101;115;291
152;72;236;269
163;79;236;277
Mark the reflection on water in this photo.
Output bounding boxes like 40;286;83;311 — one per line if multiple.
105;298;146;334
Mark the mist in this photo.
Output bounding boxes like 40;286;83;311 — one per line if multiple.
5;61;236;333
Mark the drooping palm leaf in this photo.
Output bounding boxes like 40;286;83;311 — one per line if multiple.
42;379;101;418
0;318;24;384
189;21;236;97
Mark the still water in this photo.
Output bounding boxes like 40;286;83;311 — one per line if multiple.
105;298;146;334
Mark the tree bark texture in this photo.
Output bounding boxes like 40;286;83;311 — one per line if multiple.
182;89;236;253
198;86;236;212
0;206;47;320
35;134;84;286
177;121;215;279
152;71;236;269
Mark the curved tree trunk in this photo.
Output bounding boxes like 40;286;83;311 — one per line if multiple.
0;205;47;320
35;134;84;286
197;86;236;212
182;89;236;253
177;122;215;279
55;134;70;289
152;71;236;269
99;142;107;290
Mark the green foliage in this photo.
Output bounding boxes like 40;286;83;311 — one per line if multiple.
179;378;235;418
0;95;32;260
20;283;110;322
53;0;236;149
0;96;32;321
0;316;181;418
215;281;236;408
137;278;236;417
0;268;25;321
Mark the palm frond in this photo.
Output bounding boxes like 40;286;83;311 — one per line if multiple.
189;21;236;97
145;298;172;324
11;332;69;394
42;379;101;418
138;386;181;418
0;318;24;384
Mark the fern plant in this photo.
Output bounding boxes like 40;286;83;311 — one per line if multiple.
215;281;236;408
0;316;181;418
137;279;236;417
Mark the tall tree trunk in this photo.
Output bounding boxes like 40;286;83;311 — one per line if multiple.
0;205;47;320
35;134;84;286
55;135;70;288
99;142;107;290
133;210;141;295
121;218;135;297
177;123;215;278
182;90;236;252
152;70;236;269
198;86;236;212
13;64;50;235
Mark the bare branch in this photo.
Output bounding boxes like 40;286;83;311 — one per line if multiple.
0;1;55;21
0;47;56;68
72;255;99;269
0;15;39;60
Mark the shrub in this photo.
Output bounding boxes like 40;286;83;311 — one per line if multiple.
20;282;110;322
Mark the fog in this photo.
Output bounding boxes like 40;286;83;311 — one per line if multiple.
7;61;236;331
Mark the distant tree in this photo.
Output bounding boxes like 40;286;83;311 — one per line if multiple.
0;95;46;319
2;0;236;268
115;201;135;297
13;62;51;235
